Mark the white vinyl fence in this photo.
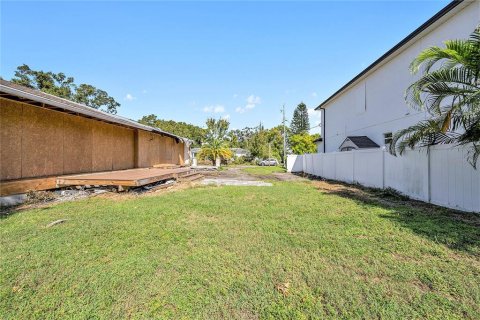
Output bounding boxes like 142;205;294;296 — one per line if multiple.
287;145;480;212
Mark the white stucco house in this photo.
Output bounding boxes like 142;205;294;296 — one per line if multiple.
231;148;249;158
313;137;323;153
289;0;480;212
190;147;250;167
316;0;479;153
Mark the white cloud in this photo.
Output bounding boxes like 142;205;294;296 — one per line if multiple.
246;95;261;104
222;114;230;120
124;93;135;101
235;106;245;114
311;92;317;97
308;108;322;133
235;95;261;113
203;105;225;113
308;108;322;125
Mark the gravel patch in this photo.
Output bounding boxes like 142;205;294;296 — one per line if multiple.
202;179;272;187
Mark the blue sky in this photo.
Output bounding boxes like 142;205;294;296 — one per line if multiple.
1;0;449;133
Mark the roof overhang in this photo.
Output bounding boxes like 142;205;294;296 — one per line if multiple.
339;136;380;150
315;0;468;111
0;80;189;143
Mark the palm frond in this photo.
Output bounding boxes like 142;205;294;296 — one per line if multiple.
389;119;460;156
385;27;480;167
410;46;463;74
405;67;479;114
467;143;480;169
410;26;480;74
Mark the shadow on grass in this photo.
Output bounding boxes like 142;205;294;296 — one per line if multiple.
308;175;480;256
0;202;27;219
1;200;56;220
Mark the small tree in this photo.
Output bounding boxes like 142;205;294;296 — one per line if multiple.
198;118;233;166
290;133;318;155
267;125;288;163
249;126;268;160
290;102;310;135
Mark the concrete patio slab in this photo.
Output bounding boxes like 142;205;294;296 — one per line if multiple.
202;179;272;187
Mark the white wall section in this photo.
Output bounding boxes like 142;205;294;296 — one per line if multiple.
320;1;479;153
287;145;480;213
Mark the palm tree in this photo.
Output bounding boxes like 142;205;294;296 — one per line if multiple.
198;118;233;167
390;26;480;168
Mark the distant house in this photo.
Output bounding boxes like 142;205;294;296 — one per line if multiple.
191;147;249;160
191;147;201;160
315;0;479;153
231;148;249;158
313;137;323;153
338;136;379;152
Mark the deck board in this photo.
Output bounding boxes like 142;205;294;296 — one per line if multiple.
0;177;58;196
57;167;192;187
0;167;193;196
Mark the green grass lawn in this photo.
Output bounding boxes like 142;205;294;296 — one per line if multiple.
241;166;286;175
1;179;479;319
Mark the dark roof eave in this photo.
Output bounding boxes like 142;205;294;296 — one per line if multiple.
0;79;189;143
315;0;464;111
346;136;380;148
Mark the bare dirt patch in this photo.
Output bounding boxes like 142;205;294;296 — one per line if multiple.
201;166;253;180
0;180;201;217
202;166;306;182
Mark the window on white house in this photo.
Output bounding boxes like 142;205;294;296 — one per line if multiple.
384;132;393;145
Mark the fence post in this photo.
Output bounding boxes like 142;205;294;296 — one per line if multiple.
352;151;356;183
382;150;385;189
334;153;337;180
427;147;431;203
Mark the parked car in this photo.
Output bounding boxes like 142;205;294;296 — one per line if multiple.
258;158;279;166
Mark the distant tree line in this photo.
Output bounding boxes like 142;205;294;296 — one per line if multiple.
140;102;320;164
138;114;206;147
10;64;120;114
8;65;319;161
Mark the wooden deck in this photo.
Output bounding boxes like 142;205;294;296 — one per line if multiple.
57;167;194;187
0;167;195;196
0;177;58;197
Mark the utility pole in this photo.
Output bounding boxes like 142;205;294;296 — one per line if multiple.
281;104;287;167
